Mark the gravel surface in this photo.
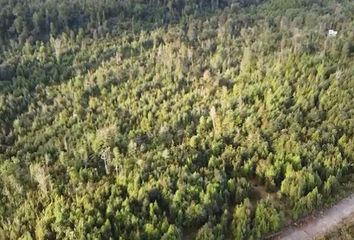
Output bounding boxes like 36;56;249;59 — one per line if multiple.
273;194;354;240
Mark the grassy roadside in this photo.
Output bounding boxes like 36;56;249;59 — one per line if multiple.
316;213;354;240
314;175;354;239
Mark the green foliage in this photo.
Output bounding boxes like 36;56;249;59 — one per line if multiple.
253;199;282;238
232;199;252;240
0;0;354;239
0;63;15;81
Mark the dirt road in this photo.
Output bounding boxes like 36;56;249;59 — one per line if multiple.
272;194;354;240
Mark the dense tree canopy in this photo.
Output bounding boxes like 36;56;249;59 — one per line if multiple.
1;0;354;239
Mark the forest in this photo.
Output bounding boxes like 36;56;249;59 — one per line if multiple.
0;0;354;239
